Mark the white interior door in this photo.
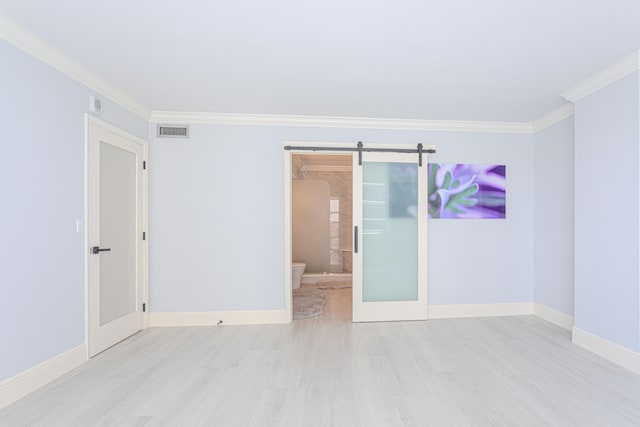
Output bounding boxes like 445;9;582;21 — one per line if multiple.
352;151;428;322
87;118;145;356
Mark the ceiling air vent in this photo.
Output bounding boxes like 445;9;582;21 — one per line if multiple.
157;125;189;138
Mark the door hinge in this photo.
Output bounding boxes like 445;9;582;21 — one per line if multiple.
143;160;147;170
143;303;146;312
143;231;146;241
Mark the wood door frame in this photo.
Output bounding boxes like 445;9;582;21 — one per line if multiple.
284;141;433;323
85;115;148;357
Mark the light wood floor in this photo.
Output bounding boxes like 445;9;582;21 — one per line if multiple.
3;288;640;426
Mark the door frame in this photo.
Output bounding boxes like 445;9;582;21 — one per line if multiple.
284;141;432;322
85;114;149;357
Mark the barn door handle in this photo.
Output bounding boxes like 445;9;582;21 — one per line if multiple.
91;246;111;254
354;226;358;254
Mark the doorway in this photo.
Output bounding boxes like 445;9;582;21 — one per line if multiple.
86;116;148;357
291;153;353;322
284;142;432;323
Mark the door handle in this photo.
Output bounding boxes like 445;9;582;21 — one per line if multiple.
91;246;111;254
354;226;358;254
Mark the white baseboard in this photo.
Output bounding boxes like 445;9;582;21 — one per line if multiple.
572;327;640;375
149;309;290;327
428;302;533;319
0;344;87;410
533;303;574;330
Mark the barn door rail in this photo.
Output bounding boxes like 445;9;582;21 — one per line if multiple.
284;142;435;166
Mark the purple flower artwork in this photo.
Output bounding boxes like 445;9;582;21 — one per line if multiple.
428;163;506;219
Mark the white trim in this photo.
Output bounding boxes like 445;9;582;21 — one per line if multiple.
284;150;294;323
86;115;148;146
531;104;575;133
0;344;87;410
0;14;151;120
533;303;574;330
572;327;640;375
150;111;533;134
428;303;533;319
149;310;289;327
142;142;150;329
562;51;640;103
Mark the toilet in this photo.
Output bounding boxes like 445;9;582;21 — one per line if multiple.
292;262;306;289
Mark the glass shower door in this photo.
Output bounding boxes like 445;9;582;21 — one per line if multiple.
352;152;428;322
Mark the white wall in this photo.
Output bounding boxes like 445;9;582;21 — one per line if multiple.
574;71;640;352
533;116;575;315
428;132;534;305
0;39;148;382
148;125;534;312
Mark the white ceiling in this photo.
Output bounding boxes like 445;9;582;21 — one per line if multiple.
2;0;640;122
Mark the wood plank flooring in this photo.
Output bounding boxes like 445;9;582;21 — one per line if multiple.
2;288;640;426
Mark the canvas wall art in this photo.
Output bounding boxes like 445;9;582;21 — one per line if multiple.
428;163;506;219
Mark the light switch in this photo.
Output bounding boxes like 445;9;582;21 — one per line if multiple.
76;218;85;233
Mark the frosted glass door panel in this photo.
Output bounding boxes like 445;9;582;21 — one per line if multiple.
362;162;418;302
99;142;137;326
352;149;429;322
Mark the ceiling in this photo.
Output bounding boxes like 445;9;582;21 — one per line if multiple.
2;1;640;122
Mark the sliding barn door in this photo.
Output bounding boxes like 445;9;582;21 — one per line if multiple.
352;152;428;322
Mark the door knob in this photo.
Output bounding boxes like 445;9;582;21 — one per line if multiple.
91;246;111;254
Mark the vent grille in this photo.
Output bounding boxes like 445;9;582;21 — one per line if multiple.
157;125;189;138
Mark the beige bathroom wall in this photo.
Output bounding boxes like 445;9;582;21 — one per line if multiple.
292;180;330;273
297;171;353;273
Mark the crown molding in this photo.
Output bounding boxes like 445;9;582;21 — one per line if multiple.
531;103;574;133
562;51;640;103
1;12;593;135
0;14;151;120
150;111;533;134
